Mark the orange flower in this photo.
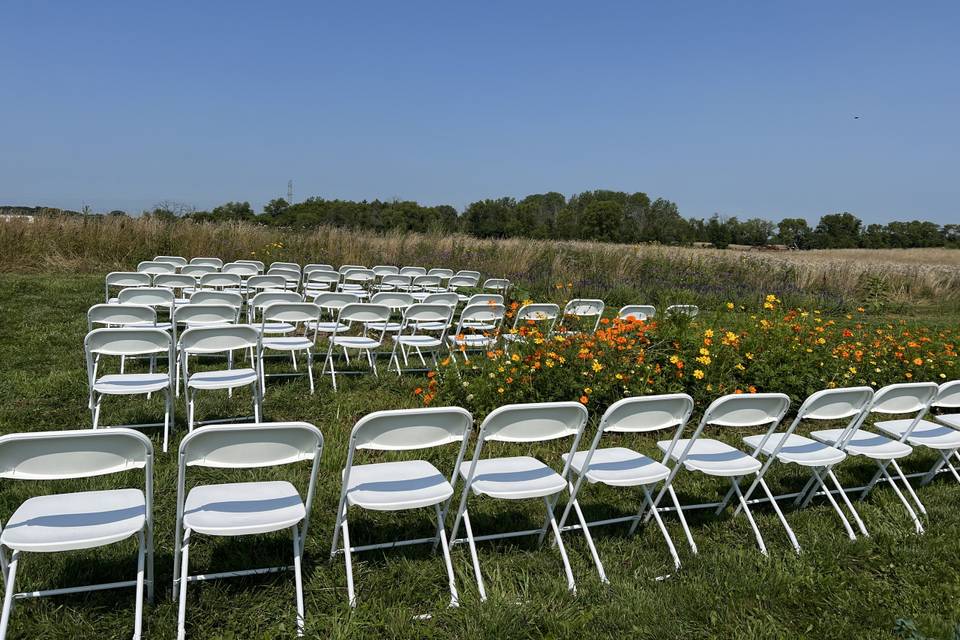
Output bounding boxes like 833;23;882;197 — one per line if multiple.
414;387;423;395
579;395;589;404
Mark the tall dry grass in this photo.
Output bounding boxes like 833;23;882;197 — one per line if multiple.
2;216;959;310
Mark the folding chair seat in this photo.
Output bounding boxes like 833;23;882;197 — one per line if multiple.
874;380;960;485
321;303;391;390
559;299;604;335
0;429;154;640
258;302;321;395
447;302;505;361
174;423;323;639
811;382;938;534
558;394;697;575
657;393;797;555
617;304;655;321
450;402;600;600
105;271;152;303
85;327;175;452
331;407;472;607
738;387;874;541
178;325;262;431
502;303;559;348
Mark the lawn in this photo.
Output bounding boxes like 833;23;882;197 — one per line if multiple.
1;273;960;639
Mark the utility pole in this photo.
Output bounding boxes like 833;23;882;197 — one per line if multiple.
287;180;293;204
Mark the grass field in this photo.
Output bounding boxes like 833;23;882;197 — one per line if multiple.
2;268;960;640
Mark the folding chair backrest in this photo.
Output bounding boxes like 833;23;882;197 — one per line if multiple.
250;290;303;311
458;303;505;329
666;304;699;318
137;260;177;275
88;303;156;329
235;259;265;271
181;264;217;278
263;302;321;324
618;305;655;321
338;264;365;274
155;255;188;267
304;264;335;276
456;270;481;279
338;303;391;324
180;422;322;468
600;394;694;433
189;290;243;309
448;275;479;289
0;429;152;480
313;292;361;310
247;275;287;291
179;325;260;354
222;262;259;277
422;292;459;306
702;393;791;428
466;293;502;306
513;303;560;327
564;299;604;318
479;402;587;443
86;327;172;356
268;267;301;283
342;268;375;284
154;274;196;291
106;271;151;291
270;261;301;272
399;266;427;276
380;274;412;289
351;407;472;451
117;287;175;308
200;272;242;289
372;265;399;277
403;303;454;328
870;382;939;415
483;278;510;292
305;271;340;289
189;257;223;268
412;275;442;289
174;304;238;326
935;380;960;409
428;268;454;279
371;292;414;309
797;386;874;422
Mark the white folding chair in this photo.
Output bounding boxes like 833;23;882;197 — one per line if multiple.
171;304;240;395
189;257;223;269
407;275;443;300
447;275;479;302
428;268;454;280
321;303;391;390
875;380;960;486
154;274;196;306
388;303;454;374
450;402;597;599
303;270;340;298
235;259;265;272
399;266;427;277
561;299;604;335
267;267;301;290
339;268;375;299
188;290;243;315
665;304;699;318
309;292;359;342
155;255;188;267
656;393;794;555
482;278;510;297
375;273;412;292
246;274;287;300
734;387;874;541
180;265;217;292
198;272;242;292
270;261;301;272
811;382;938;533
174;422;323;639
447;303;505;361
331;407;472;607
137;260;176;277
502;303;559;349
617;305;655;321
85;327;175;452
248;290;303;329
117;286;175;315
259;302;321;395
178;325;262;431
368;291;414;335
558;394;697;574
88;303;159;331
105;271;151;303
304;263;335;278
0;429;154;640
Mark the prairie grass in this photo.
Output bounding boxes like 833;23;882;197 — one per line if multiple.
2;216;959;312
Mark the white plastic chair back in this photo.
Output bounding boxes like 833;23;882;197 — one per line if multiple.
466;293;502;307
154;274;196;292
399;266;427;277
342;268;375;285
222;262;259;277
482;278;510;293
117;287;175;309
422;292;459;306
564;299;604;332
870;382;939;415
402;303;454;333
263;302;321;326
351;407;472;451
137;261;177;275
372;265;399;277
935;380;960;409
88;304;156;330
478;402;588;443
601;394;695;434
235;259;265;271
768;387;874;455
304;263;335;276
105;272;151;301
155;256;188;267
270;261;301;273
427;268;454;279
338;303;391;325
268;267;301;285
189;257;223;268
199;272;242;289
189;290;243;309
512;303;560;331
313;292;361;311
179;325;260;355
180;422;322;469
174;304;238;327
371;292;415;309
665;304;699;318
0;428;152;480
304;271;340;293
457;303;505;331
338;264;365;274
247;275;286;291
456;270;481;279
379;274;412;290
702;393;791;428
412;275;442;290
448;275;479;289
181;264;217;279
249;291;303;322
86;327;172;357
618;305;655;321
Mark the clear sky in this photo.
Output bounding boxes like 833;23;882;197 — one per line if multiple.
1;1;957;224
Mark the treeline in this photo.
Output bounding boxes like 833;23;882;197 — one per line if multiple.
9;190;958;249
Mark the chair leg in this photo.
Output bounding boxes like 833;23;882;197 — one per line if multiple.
544;498;576;594
145;522;155;604
666;485;698;555
292;526;305;637
133;532;145;640
177;529;191;640
756;476;801;554
93;396;102;429
827;469;869;537
877;462;924;534
187;391;195;433
890;459;926;515
341;512;356;607
252;382;261;423
306;350;315;395
460;509;487;602
0;550;19;640
163;389;172;454
433;504;460;607
732;478;768;556
566;483;608;583
810;468;857;540
642;485;682;571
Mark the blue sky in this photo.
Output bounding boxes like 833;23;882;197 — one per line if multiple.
1;1;957;224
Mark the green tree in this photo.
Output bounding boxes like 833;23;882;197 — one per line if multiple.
776;218;812;248
811;212;862;248
263;198;289;217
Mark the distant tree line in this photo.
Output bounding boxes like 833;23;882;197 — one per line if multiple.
6;191;957;249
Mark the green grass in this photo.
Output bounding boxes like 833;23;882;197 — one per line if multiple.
1;273;960;639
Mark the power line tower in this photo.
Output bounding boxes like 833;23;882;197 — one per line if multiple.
287;180;293;204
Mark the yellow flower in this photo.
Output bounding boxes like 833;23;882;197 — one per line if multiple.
693;369;705;379
591;360;603;372
511;353;520;362
734;363;746;371
669;355;680;364
699;347;710;356
704;329;714;338
726;302;734;310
